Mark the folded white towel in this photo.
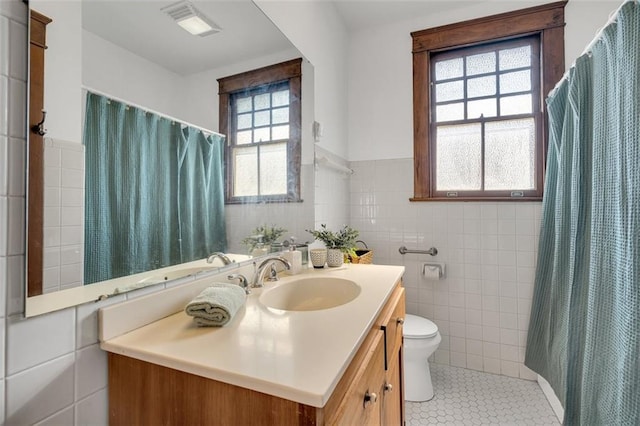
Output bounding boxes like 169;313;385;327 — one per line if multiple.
185;283;246;327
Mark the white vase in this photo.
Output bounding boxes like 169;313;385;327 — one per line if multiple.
326;248;344;267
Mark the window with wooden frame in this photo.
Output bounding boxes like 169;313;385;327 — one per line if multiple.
218;58;302;204
411;1;566;201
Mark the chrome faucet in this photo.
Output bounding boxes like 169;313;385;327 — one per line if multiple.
253;256;292;288
206;252;233;265
228;274;250;294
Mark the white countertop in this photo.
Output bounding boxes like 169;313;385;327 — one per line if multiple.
100;264;404;407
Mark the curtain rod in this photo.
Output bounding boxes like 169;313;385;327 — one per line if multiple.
579;0;633;57
315;154;354;175
81;86;225;139
550;0;633;96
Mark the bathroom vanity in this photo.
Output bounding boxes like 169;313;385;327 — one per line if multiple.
100;265;405;425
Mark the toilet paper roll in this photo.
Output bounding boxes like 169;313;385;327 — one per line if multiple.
423;263;444;280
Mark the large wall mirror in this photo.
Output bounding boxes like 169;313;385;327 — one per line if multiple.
25;0;315;317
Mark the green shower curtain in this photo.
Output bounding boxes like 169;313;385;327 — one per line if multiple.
84;92;227;284
525;1;640;424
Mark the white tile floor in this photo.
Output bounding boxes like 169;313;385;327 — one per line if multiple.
405;364;560;425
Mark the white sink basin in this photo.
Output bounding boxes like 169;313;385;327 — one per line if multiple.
259;277;361;311
137;267;217;284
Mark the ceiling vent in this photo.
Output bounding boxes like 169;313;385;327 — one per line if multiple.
161;1;222;37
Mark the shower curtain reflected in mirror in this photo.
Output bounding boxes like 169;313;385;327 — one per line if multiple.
525;1;640;424
83;92;227;284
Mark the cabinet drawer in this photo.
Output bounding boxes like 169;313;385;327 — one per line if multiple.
379;286;405;370
329;331;385;426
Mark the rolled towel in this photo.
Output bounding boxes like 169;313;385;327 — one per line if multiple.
185;283;246;327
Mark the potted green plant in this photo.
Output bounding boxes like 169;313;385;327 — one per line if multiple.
242;224;287;256
307;224;359;267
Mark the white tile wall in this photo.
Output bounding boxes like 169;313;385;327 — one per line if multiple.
5;354;75;425
75;344;108;400
350;158;542;380
7;137;24;196
0;75;8;136
6;253;23;316
0;196;6;256
34;406;75;426
0;379;4;426
1;4;27;423
8;79;25;138
0;15;8;77
0;3;104;424
314;151;350;230
0;256;6;318
74;389;108;426
6;308;75;375
43;139;85;292
7;197;23;255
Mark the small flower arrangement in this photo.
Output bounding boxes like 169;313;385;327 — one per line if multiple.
242;224;287;251
306;224;359;254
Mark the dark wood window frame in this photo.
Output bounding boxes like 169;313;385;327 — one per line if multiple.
411;1;566;201
218;58;302;204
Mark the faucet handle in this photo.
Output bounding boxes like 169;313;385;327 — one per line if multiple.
265;264;279;282
228;274;250;294
207;252;233;265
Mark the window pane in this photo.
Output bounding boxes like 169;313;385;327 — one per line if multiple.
254;110;270;127
436;81;464;102
500;70;531;94
237;113;252;130
236;97;252;113
467;98;497;119
466;52;496;76
272;90;289;107
272;125;289;140
253;127;270;143
500;94;532;115
272;107;289;124
485;118;536;190
499;45;531;70
435;58;463;81
237;130;252;145
254;93;270;110
259;143;287;195
233;146;258;196
436;124;482;190
436;102;464;122
467;76;496;98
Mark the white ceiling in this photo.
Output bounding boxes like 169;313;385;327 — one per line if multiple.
333;0;479;32
82;0;491;77
82;1;295;76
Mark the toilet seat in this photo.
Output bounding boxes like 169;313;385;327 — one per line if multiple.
404;314;438;339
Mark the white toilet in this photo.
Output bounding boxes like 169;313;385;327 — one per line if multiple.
403;314;441;402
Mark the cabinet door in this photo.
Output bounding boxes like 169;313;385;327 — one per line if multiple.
330;331;385;426
382;346;404;426
379;287;405;370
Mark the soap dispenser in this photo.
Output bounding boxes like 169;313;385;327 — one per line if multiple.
283;237;302;275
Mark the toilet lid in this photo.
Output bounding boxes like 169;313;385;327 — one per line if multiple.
404;314;438;338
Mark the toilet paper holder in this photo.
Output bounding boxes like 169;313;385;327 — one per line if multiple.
423;262;445;279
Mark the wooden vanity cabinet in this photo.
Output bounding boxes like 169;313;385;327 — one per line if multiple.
379;285;406;426
108;281;406;426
